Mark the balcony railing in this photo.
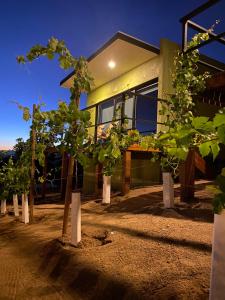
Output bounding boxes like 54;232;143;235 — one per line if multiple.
82;84;160;142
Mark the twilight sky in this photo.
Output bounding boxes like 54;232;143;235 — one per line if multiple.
0;0;225;149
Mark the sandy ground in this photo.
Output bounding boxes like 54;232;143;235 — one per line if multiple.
0;181;214;299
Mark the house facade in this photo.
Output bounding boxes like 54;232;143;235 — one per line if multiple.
60;32;225;195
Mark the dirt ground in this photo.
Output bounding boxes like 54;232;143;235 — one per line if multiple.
0;180;214;299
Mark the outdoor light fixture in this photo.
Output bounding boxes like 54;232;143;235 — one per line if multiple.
108;60;116;69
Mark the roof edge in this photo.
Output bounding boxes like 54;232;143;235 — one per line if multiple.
60;31;160;87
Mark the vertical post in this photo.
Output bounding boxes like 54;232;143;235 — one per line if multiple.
62;96;79;239
71;192;81;246
60;152;69;200
13;194;19;217
41;152;48;199
122;151;131;195
22;193;29;224
62;155;75;238
163;172;174;208
1;199;7;215
29;104;36;223
102;175;111;204
180;149;195;202
94;105;98;143
182;21;188;52
210;210;225;299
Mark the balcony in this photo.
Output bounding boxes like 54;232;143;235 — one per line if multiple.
83;81;159;142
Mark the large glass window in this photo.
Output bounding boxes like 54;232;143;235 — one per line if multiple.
98;98;114;124
135;82;158;134
96;81;158;136
124;96;134;129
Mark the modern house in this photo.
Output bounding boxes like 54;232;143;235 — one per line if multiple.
60;32;225;195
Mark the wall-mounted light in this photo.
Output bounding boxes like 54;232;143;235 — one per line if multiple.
108;60;116;69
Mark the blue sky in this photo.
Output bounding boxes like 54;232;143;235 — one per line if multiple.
0;0;225;149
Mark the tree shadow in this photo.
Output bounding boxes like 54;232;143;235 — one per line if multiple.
103;183;214;223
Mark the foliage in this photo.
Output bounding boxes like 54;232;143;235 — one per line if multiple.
0;157;30;199
141;32;212;178
17;37;93;101
93;116;139;176
13;138;30;160
13;37;94;201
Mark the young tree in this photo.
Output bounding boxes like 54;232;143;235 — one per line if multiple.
17;37;93;236
94;117;139;203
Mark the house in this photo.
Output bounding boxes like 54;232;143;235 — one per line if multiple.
60;32;225;195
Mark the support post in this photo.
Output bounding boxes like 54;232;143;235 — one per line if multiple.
71;192;81;246
1;199;6;215
162;172;174;208
122;151;131;195
102;175;111;204
179;149;195;202
22;193;29;224
13;194;19;217
62;156;74;238
210;210;225;299
61;151;69;200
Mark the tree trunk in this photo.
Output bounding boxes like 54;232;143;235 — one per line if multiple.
13;194;19;217
1;199;6;215
62;156;75;239
29;104;36;223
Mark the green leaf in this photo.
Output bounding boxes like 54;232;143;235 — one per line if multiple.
217;124;225;144
111;147;121;159
213;113;225;127
192;116;209;129
211;142;220;161
199;141;211;157
98;149;106;163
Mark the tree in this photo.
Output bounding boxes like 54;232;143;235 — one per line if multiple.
94;116;139;203
17;37;93;236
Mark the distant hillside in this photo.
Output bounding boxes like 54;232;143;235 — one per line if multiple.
0;150;15;158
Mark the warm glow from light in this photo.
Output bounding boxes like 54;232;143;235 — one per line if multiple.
108;60;116;69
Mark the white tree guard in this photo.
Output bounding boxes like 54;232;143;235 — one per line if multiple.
22;193;29;224
13;194;19;217
102;175;111;204
210;210;225;300
162;172;174;208
1;199;7;215
71;192;81;246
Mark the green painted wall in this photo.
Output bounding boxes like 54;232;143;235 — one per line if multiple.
87;55;160;106
157;39;179;132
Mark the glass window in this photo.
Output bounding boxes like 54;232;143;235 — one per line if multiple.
124;96;134;129
136;83;158;134
98;99;114;124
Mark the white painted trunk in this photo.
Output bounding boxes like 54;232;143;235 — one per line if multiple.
102;175;111;204
71;192;81;246
162;172;174;208
1;199;7;215
210;210;225;300
13;194;19;217
22;193;29;224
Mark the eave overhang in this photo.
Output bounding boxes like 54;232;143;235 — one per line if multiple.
60;31;160;90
